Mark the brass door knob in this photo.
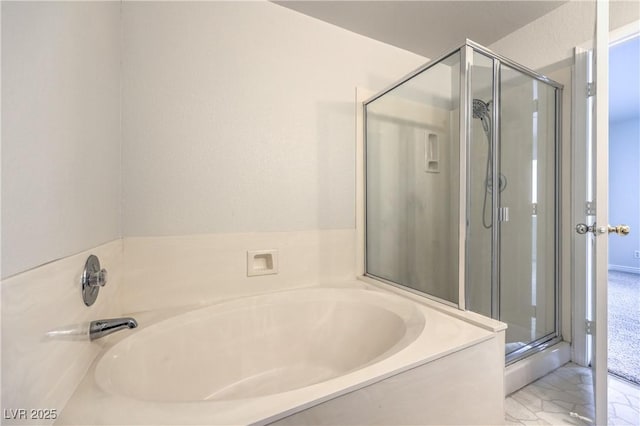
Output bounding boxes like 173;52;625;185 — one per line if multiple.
607;224;630;236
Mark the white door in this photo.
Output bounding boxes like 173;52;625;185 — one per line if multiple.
592;4;610;419
572;41;608;426
574;4;634;424
573;3;610;425
588;4;610;424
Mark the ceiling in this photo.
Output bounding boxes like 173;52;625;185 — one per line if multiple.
273;1;568;59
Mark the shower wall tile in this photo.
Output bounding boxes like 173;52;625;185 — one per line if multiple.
121;229;356;313
1;240;123;425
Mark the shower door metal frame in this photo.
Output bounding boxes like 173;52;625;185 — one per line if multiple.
363;41;564;363
490;48;502;321
458;44;472;311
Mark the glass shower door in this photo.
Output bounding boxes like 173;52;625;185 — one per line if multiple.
499;64;559;359
464;49;561;362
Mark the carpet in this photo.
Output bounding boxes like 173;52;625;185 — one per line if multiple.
608;270;640;385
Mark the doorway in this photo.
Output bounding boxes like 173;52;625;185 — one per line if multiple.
607;34;640;386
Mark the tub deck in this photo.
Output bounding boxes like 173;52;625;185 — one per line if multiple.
57;281;506;425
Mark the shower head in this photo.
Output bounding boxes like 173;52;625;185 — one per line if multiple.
472;99;491;119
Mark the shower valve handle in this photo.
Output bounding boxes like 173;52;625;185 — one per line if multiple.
88;268;108;287
81;255;108;306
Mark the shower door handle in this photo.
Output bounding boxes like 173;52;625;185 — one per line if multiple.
498;207;509;222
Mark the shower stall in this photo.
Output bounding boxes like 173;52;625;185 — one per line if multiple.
364;40;562;364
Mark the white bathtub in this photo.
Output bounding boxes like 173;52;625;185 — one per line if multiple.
58;284;506;425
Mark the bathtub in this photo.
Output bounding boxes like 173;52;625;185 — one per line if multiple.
58;284;506;425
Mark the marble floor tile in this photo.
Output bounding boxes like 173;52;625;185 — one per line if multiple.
506;396;541;421
541;400;572;413
512;388;544;411
506;362;640;426
535;410;583;425
520;420;553;426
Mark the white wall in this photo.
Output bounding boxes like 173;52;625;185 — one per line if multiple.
609;118;640;273
490;0;640;72
121;1;425;237
1;2;121;278
117;1;426;313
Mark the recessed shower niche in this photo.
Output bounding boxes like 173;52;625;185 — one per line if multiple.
364;40;562;364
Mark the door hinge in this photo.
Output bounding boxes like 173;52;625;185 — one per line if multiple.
585;201;595;216
586;82;595;97
586;320;595;335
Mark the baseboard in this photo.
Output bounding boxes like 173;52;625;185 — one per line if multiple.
609;264;640;275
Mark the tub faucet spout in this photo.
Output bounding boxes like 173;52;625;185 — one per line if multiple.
89;317;138;341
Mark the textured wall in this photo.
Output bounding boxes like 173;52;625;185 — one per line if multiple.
490;1;639;72
121;1;425;237
1;2;121;278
